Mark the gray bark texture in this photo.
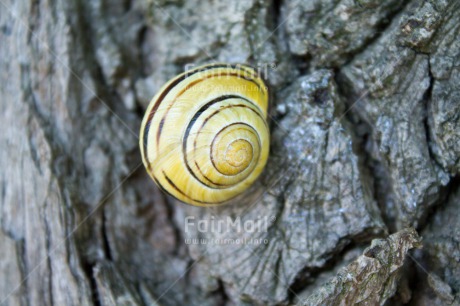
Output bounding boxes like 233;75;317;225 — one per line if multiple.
0;0;459;305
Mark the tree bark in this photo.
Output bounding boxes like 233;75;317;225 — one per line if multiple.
0;0;459;305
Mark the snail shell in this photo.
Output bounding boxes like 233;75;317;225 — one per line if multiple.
139;63;270;206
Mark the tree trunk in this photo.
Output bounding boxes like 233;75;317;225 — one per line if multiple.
1;0;459;305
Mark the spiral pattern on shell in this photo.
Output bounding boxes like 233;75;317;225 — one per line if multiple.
139;63;270;206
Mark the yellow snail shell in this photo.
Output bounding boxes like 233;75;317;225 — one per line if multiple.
139;63;270;206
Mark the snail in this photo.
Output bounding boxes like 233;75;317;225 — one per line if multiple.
139;63;270;206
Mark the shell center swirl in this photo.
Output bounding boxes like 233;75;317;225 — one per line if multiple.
211;123;260;178
225;139;253;171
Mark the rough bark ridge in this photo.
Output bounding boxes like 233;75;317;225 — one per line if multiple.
0;0;458;305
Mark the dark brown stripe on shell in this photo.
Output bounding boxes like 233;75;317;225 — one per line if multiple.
183;95;240;188
194;105;264;181
162;170;222;205
143;64;231;164
194;161;225;187
155;73;262;149
183;97;264;188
